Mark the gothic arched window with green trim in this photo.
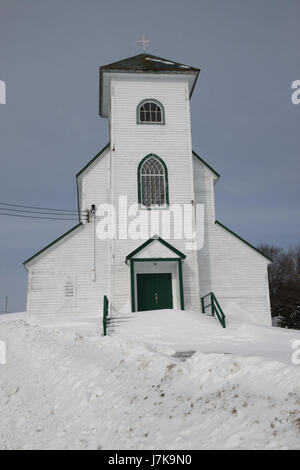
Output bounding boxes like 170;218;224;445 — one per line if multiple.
137;99;165;124
138;154;169;208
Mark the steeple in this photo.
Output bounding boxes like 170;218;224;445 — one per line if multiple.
99;53;200;117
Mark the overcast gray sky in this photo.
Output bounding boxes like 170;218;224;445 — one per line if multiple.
0;0;299;312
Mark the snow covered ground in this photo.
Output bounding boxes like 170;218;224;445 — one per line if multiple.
0;310;299;450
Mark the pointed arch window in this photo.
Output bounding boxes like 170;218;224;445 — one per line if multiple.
138;154;169;208
137;99;165;124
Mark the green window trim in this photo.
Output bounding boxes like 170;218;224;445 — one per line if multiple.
137;154;169;208
136;98;165;125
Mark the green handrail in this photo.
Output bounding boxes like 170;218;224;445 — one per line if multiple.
201;292;226;328
103;295;109;336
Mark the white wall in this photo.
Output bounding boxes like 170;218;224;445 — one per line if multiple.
193;156;271;325
108;74;201;313
77;146;110;217
207;223;271;325
26;150;110;326
26;73;271;327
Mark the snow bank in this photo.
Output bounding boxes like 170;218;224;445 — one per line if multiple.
113;309;300;365
0;312;299;449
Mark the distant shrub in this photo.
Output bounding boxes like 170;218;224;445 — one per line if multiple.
258;244;300;330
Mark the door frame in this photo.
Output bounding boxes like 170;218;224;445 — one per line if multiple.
130;258;184;312
137;272;173;311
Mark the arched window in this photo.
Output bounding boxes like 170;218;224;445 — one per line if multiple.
137;99;165;124
138;154;169;207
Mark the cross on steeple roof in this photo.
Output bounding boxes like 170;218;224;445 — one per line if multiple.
137;34;151;52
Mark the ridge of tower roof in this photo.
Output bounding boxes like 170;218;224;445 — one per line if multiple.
100;53;200;73
99;53;200;116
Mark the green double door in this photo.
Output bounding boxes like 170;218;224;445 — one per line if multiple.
137;273;173;311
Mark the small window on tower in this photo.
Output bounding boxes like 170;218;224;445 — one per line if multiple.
137;99;165;124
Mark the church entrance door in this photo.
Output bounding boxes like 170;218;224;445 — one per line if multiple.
137;273;173;311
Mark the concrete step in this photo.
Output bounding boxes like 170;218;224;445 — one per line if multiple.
173;351;196;361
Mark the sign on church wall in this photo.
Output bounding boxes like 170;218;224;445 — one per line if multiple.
64;276;77;308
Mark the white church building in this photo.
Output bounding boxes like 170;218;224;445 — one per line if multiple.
24;53;272;328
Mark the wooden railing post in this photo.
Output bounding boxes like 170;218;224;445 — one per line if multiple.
200;292;226;328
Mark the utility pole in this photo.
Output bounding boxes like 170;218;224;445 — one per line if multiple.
5;296;8;313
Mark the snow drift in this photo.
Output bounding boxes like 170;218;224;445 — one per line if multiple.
0;310;299;450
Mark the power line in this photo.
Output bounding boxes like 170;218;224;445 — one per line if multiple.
0;212;78;221
0;202;81;213
0;207;82;216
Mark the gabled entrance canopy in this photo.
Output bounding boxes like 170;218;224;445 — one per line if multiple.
126;236;186;312
125;235;186;264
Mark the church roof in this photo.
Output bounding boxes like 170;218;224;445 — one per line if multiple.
192;151;220;179
215;221;273;262
99;53;200;116
75;144;221;182
76;143;110;178
23;223;83;268
100;53;200;74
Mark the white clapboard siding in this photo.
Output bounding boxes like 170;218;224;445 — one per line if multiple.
108;75;200;312
77;146;109;217
25;66;271;328
26;151;110;325
193;156;271;325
